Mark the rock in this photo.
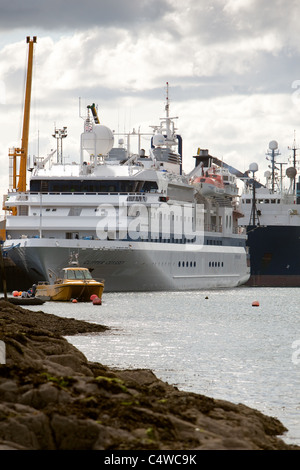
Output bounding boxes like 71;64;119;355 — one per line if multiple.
0;300;299;450
50;414;102;450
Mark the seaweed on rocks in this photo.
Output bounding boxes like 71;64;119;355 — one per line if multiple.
0;300;298;451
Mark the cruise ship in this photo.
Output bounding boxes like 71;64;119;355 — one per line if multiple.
2;41;249;292
238;139;300;287
3;105;250;291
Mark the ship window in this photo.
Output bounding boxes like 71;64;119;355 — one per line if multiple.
246;199;251;204
30;179;158;194
271;199;276;204
83;270;93;279
74;270;85;280
66;270;76;280
69;207;82;216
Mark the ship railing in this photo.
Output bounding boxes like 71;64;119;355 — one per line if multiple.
6;190;160;198
204;224;245;235
233;226;246;235
204;224;222;233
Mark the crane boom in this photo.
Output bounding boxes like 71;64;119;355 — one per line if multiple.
8;36;36;198
18;36;36;191
18;36;36;192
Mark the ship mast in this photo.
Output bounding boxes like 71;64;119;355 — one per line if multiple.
288;131;299;193
9;36;36;195
266;140;280;193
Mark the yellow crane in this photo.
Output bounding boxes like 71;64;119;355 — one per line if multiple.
6;36;36;214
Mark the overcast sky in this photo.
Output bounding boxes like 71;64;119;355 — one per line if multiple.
1;0;300;216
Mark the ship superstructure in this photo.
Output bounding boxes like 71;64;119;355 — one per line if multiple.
2;41;249;292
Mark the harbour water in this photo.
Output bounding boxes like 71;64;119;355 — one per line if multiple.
26;287;300;446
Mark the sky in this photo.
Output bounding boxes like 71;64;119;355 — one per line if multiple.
1;0;300;217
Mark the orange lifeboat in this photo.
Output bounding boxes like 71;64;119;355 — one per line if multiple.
191;168;225;196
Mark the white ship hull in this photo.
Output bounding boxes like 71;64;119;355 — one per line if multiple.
6;238;249;291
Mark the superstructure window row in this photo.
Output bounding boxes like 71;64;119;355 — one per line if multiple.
209;261;224;267
206;239;222;245
178;261;197;267
243;198;281;204
30;179;158;193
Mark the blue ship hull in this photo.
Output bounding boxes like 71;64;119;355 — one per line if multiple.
246;225;300;286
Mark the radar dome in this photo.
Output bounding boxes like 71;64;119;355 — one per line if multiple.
249;162;259;173
153;133;165;147
286;167;297;179
269;140;278;150
82;124;114;156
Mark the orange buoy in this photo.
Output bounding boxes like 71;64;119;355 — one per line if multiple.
12;291;19;297
90;294;98;301
72;299;78;303
92;297;102;305
252;300;259;307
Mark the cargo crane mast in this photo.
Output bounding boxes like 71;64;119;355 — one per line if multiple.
9;36;36;204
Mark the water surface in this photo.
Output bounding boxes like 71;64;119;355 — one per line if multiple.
27;287;300;445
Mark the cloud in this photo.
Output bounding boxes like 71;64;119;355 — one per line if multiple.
0;0;173;31
1;0;300;217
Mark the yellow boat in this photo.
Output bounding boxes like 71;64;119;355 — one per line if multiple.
35;267;104;302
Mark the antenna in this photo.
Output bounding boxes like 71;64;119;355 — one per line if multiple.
249;162;260;227
165;81;169;118
288;130;299;193
266;140;280;193
52;126;68;164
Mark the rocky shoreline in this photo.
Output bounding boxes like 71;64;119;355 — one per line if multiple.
0;299;299;451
